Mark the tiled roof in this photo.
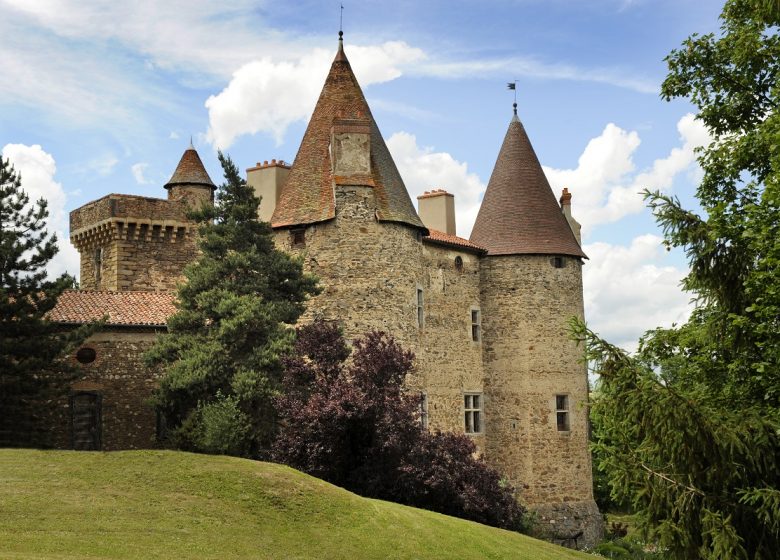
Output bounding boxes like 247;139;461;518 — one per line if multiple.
165;146;216;190
271;39;425;230
48;290;176;327
470;115;587;258
424;229;486;254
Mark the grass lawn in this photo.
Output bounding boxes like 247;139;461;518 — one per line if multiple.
0;449;594;560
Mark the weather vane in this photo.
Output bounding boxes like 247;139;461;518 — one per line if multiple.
507;80;518;115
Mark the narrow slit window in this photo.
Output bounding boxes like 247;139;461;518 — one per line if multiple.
464;393;483;434
471;309;481;342
556;394;570;431
419;392;429;430
417;288;424;328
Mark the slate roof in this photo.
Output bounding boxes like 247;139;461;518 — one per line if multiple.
423;229;486;254
271;38;425;230
48;290;176;327
165;146;216;190
470;114;587;258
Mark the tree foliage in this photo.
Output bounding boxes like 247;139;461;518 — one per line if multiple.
273;321;528;532
0;155;94;447
146;152;318;457
585;1;780;557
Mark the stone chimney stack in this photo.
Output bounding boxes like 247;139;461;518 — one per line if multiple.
417;189;456;235
559;187;582;245
247;159;291;222
330;113;371;177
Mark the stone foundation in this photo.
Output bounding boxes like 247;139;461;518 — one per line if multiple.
530;500;604;550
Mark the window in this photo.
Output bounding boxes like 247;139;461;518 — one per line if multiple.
419;392;429;430
556;394;570;431
464;393;483;434
454;256;464;272
75;347;97;364
471;309;481;342
417;288;424;328
551;256;566;269
291;228;306;247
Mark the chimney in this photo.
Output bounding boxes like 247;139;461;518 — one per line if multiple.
331;116;371;177
246;160;291;222
559;187;582;246
417;189;456;235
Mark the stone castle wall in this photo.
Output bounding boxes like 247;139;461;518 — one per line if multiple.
479;254;601;547
45;331;164;451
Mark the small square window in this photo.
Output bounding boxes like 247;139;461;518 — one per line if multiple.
464;393;483;434
551;256;566;269
471;309;481;342
556;394;570;431
291;228;306;247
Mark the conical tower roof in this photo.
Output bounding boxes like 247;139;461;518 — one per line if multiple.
470;111;586;258
164;144;216;190
271;36;424;229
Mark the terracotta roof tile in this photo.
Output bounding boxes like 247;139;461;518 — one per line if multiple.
470;116;587;259
165;146;216;190
424;229;486;254
48;290;176;327
271;39;424;230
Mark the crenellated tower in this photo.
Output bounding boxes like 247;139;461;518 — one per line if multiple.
470;104;602;545
70;145;214;291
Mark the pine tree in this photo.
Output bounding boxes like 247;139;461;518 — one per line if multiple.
0;155;93;447
146;152;318;457
582;1;780;557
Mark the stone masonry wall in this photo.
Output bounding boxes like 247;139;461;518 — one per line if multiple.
45;330;164;451
479;254;602;547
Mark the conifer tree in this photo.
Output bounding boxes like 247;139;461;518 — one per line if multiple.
146;152;318;457
583;1;780;557
0;155;92;447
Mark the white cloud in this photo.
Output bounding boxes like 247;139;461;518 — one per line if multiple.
86;154;119;176
169;131;180;140
2;144;80;280
205;42;426;148
543;113;711;236
387;132;485;238
583;235;692;351
131;162;152;185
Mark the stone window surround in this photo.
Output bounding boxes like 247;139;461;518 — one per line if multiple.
416;286;424;328
419;392;429;430
464;391;483;435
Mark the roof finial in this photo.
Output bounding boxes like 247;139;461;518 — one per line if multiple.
189;135;194;149
339;4;344;40
507;81;519;121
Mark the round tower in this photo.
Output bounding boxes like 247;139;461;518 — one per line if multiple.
470;106;602;547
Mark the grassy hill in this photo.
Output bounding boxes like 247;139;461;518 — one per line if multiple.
0;449;593;559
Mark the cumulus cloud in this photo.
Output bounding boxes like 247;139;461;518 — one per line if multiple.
2;143;80;279
387;132;485;238
544;113;711;236
205;42;426;148
583;235;692;351
131;162;152;185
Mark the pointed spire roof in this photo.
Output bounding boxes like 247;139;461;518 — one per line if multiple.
470;112;586;258
164;145;216;190
271;35;424;229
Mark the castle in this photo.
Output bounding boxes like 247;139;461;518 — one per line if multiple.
48;35;602;546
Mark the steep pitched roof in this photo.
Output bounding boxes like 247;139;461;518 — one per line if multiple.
48;290;176;327
164;145;216;190
470;113;587;258
271;38;424;230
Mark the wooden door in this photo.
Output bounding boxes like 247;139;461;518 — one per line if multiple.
71;392;101;450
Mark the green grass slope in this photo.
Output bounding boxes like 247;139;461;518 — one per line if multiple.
0;449;592;560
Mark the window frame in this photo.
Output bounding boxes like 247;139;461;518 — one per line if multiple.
464;392;483;434
555;393;570;432
470;308;481;342
419;392;429;430
416;287;424;328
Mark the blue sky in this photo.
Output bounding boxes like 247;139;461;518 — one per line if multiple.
0;0;725;349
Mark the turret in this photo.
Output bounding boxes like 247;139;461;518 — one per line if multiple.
471;103;601;546
164;143;216;207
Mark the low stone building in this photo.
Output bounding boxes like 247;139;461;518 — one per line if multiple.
49;34;602;546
